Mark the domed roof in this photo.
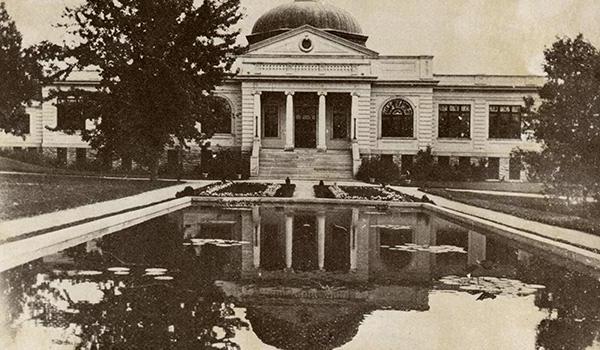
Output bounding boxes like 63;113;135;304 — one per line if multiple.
248;0;367;45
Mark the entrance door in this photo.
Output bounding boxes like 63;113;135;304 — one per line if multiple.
294;93;317;148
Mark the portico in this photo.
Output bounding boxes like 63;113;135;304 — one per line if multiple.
251;89;359;152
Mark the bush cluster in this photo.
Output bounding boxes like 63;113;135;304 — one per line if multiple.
199;148;249;180
356;147;490;183
411;147;488;182
356;156;400;183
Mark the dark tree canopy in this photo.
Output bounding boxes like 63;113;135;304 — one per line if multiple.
56;0;243;177
517;34;600;201
0;2;46;136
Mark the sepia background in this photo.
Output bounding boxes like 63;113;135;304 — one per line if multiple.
4;0;600;75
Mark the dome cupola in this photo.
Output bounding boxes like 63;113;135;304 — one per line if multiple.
248;0;368;45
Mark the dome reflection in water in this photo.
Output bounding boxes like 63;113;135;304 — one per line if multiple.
1;204;600;350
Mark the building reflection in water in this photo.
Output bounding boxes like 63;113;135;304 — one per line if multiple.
4;204;597;350
181;204;488;283
179;204;543;350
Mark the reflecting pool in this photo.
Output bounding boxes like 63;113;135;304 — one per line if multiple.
1;203;600;349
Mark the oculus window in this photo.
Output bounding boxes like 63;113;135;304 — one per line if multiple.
439;104;470;138
489;105;522;139
381;99;414;138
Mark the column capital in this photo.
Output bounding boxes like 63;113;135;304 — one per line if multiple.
253;91;262;96
318;91;328;97
351;92;360;97
285;90;295;96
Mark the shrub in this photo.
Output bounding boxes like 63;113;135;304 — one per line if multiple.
313;184;335;198
411;146;436;181
356;155;399;183
275;184;296;198
201;148;248;180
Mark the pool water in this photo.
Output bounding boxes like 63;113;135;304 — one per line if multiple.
1;203;600;350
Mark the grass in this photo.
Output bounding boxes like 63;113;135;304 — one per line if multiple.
0;173;177;220
423;188;600;236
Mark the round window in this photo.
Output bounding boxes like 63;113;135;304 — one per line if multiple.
300;38;313;52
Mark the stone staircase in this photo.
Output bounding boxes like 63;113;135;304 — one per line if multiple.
257;148;354;180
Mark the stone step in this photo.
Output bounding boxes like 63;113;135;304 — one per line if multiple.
258;149;353;180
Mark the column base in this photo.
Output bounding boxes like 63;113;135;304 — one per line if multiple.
317;147;327;153
284;146;295;152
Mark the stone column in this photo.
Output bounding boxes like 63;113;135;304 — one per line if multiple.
351;92;359;141
285;91;295;151
468;231;487;265
285;214;294;269
350;208;359;270
317;214;326;270
252;207;261;269
253;91;262;139
317;91;327;151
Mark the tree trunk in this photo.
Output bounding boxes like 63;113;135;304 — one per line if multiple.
149;158;159;181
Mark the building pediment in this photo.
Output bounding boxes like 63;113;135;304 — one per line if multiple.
245;25;379;58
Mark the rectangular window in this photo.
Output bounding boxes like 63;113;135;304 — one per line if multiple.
487;157;500;180
437;156;450;168
438;104;471;138
381;154;394;164
459;156;471;168
56;96;87;131
263;105;279;138
76;148;87;166
489;105;522;139
509;157;522;180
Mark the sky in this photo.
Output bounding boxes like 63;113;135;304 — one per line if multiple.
4;0;600;75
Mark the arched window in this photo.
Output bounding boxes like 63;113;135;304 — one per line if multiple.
381;99;414;138
204;96;232;135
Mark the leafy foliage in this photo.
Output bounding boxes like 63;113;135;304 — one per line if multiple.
0;2;59;136
52;0;243;178
356;155;400;183
411;146;487;182
519;34;600;203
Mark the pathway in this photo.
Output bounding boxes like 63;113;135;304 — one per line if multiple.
393;186;600;253
0;181;212;243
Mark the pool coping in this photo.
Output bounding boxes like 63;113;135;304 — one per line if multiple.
1;194;600;274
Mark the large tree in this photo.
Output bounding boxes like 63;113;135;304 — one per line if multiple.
56;0;243;178
518;34;600;202
0;2;47;136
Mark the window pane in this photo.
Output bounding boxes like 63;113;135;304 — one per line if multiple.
206;97;232;134
487;157;500;179
438;104;470;138
382;99;413;137
489;105;521;139
57;96;87;131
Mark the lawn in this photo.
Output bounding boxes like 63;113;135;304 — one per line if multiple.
423;188;600;236
0;174;177;220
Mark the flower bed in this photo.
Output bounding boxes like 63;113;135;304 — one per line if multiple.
195;182;294;198
313;184;335;198
333;185;417;202
275;184;296;198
